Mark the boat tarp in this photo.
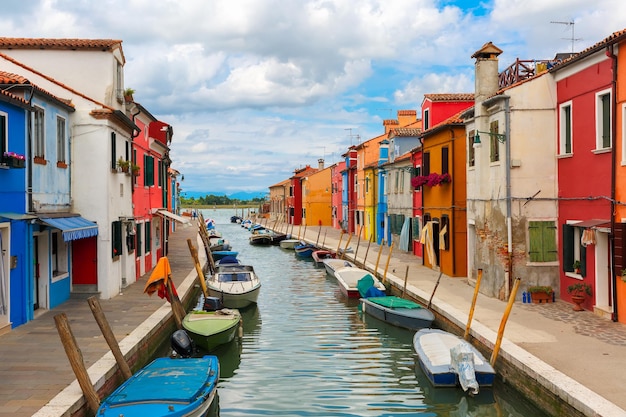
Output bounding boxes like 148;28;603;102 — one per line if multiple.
356;274;375;297
366;296;422;309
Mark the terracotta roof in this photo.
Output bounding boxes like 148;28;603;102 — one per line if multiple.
389;127;422;137
397;110;416;116
0;70;74;110
549;27;626;72
0;37;122;51
423;93;474;102
0;88;30;108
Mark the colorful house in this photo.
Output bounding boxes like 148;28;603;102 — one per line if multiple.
268;178;291;224
330;161;345;230
552;30;626;318
464;42;559;299
301;159;332;228
287;165;317;227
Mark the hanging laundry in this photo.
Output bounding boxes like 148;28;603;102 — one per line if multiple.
581;228;596;247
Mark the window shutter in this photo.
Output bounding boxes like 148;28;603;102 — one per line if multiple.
145;221;151;254
614;223;626;273
423;152;430;176
562;224;574;272
544;223;558;262
580;242;587;277
111;132;117;170
442;147;449;174
136;225;142;256
528;221;542;262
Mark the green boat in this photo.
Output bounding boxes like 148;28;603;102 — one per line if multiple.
182;299;242;351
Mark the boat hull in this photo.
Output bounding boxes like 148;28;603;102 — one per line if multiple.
294;244;316;257
182;309;241;351
360;297;435;330
279;239;301;249
207;264;261;308
312;250;335;265
413;329;495;389
97;356;219;417
334;267;385;299
322;258;355;278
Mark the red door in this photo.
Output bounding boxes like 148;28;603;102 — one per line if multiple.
72;237;98;285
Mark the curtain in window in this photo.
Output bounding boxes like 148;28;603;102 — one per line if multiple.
399;217;410;251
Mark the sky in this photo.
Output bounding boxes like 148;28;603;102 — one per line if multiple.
2;0;626;196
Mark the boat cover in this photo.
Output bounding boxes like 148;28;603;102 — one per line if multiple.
450;342;479;395
365;296;423;309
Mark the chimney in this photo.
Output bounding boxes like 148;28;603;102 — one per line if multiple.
379;139;390;166
318;158;324;170
397;110;417;127
472;42;503;105
383;119;399;134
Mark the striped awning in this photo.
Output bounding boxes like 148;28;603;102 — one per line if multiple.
39;216;99;242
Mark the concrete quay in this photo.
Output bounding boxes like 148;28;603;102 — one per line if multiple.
0;219;624;416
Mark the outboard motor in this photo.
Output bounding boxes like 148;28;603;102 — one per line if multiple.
203;296;224;312
171;329;194;358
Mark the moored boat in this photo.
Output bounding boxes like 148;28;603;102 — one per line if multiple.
322;258;356;278
360;296;435;330
294;242;316;257
312;249;335;265
207;263;261;308
413;328;495;394
333;267;386;298
182;296;242;351
279;238;301;249
211;250;238;261
249;230;273;245
96;355;219;417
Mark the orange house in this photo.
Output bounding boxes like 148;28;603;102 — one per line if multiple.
418;111;467;277
302;160;332;228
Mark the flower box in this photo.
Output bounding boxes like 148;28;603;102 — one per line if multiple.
2;156;25;168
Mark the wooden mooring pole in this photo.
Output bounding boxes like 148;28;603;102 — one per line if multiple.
490;277;521;366
87;296;132;380
464;269;483;340
54;313;101;414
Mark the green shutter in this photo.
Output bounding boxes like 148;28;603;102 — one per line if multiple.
112;221;122;257
111;133;117;170
136;225;142;256
145;221;151;254
563;224;574;272
543;223;558;262
528;222;542;262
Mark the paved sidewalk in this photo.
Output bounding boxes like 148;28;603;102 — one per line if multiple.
1;219;626;417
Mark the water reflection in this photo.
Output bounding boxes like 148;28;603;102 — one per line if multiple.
196;209;548;417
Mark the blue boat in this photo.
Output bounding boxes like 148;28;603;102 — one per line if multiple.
294;242;316;257
212;250;238;261
97;355;219;417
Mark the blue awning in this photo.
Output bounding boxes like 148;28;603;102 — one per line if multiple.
40;216;99;242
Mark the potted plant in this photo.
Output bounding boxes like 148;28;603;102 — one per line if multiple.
528;286;554;304
2;151;26;168
567;282;592;311
117;158;130;173
123;87;135;102
131;163;141;176
621;269;626;282
573;260;581;274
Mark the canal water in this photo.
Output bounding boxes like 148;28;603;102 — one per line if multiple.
196;209;548;417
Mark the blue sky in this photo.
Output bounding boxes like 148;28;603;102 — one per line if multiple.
2;0;626;195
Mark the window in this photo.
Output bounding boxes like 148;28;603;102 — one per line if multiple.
562;223;586;275
155;218;161;248
442;146;449;174
412;216;421;241
423;108;430;130
468;130;475;167
158;160;163;187
394;171;399;194
0;112;6;157
56;116;66;163
51;232;68;278
34;107;45;158
136;223;142;256
559;102;572;155
399;170;405;193
112;221;122;258
528;221;558;262
596;90;611;149
489;120;500;162
412;166;422;191
145;221;151;254
423;152;430;175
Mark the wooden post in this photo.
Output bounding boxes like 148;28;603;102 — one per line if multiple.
336;231;344;255
321;228;328;248
375;239;385;277
363;235;373;266
353;226;363;263
167;280;186;330
297;223;302;239
490;277;521;366
316;221;322;246
54;313;101;414
428;271;443;310
464;269;483;340
341;233;353;260
383;240;394;281
87;297;132;380
401;265;409;298
187;238;209;298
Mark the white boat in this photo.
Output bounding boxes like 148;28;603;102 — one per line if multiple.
322;258;356;278
333;267;386;299
207;263;261;309
413;328;495;395
279;239;301;249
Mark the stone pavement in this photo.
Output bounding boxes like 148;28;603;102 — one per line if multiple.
1;219;626;417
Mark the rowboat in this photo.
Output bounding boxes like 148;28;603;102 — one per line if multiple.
182;296;242;351
207;263;261;308
311;249;335;265
360;296;435;330
321;258;356;278
333;267;386;299
96;355;219;417
249;230;273;245
279;238;301;249
294;242;316;257
413;328;495;394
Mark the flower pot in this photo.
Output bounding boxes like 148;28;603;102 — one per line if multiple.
530;291;553;304
571;295;586;311
4;157;25;168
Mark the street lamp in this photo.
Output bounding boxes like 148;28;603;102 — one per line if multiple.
473;130;507;148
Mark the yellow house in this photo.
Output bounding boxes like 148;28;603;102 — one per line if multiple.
269;179;291;223
419;112;467;277
302;160;332;227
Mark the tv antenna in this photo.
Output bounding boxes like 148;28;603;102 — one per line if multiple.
344;128;360;146
551;20;581;53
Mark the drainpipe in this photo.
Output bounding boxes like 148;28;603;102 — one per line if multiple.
607;44;618;322
449;128;456;276
505;96;513;294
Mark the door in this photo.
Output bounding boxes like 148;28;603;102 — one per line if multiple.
33;235;40;310
71;236;98;285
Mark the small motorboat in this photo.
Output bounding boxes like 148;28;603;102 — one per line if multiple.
230;215;242;223
269;232;288;245
333;267;386;299
279;238;302;250
207;263;261;308
215;255;241;267
249;229;273;245
413;328;496;395
294;242;316;257
312;249;336;265
211;250;238;262
182;296;242;351
360;296;435;331
322;258;355;279
96;355;219;417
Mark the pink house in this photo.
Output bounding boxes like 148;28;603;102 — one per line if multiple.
331;161;346;229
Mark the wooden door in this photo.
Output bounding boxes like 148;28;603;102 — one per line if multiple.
72;237;97;285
